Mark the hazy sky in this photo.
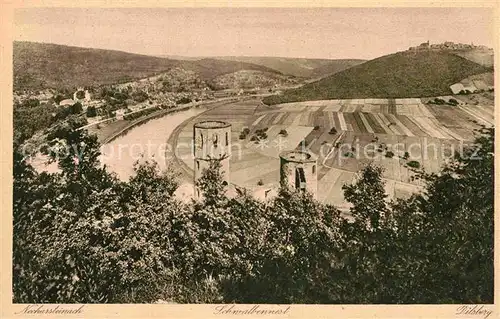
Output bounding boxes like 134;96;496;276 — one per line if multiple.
14;8;494;60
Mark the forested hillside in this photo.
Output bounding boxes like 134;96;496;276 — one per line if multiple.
263;50;491;105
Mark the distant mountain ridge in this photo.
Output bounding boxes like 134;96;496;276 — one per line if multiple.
202;56;366;78
263;50;492;105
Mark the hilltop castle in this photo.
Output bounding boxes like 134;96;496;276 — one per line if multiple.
408;41;491;51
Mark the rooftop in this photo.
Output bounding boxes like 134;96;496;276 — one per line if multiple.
280;151;317;163
194;120;231;129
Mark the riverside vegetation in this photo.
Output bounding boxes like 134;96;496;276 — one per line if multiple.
13;118;494;303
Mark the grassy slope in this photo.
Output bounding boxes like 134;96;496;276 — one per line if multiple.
452;49;494;67
463;72;494;86
263;50;491;105
13;42;283;91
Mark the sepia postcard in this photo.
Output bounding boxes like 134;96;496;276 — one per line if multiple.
1;1;499;318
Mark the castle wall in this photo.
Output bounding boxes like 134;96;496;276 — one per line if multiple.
279;152;318;199
193;121;231;198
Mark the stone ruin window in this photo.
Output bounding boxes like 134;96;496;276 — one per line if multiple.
212;133;218;148
295;167;307;191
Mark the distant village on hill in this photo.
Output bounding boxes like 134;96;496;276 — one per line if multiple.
408;41;492;52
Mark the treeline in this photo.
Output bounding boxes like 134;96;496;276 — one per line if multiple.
12;121;494;303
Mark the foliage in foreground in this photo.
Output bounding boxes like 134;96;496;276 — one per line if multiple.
13;125;494;303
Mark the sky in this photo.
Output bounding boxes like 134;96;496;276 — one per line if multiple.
14;7;495;60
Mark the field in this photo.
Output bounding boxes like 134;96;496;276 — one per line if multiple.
171;95;494;208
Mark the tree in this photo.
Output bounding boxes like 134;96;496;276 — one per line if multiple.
132;90;149;103
12;121;494;304
20;98;40;108
86;106;97;117
385;151;395;158
176;97;192;104
69;102;83;114
75;90;85;99
408;127;494;302
53;94;65;105
246;187;344;303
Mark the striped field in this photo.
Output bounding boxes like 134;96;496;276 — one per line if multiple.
172;96;494;207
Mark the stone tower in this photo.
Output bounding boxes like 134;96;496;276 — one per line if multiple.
279;150;318;199
193;121;232;198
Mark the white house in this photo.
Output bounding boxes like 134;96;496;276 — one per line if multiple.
449;83;466;94
59;99;76;107
115;108;127;120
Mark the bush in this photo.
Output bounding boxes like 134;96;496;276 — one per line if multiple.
86;106;97;118
448;98;459;106
176;97;192;104
257;179;264;186
407;160;420;168
254;128;268;140
432;98;446;105
329;127;337;135
278;129;288;137
385;151;395;158
403;151;410;160
314;125;320;131
75;90;85;100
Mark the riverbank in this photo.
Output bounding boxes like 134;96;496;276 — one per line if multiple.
89;97;242;145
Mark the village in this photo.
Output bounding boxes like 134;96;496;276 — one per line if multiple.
13;70;288;143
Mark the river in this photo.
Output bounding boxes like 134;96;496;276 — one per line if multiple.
99;107;206;181
29;106;207;186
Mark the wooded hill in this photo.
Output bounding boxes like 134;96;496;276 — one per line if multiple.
13;41;283;91
263;50;492;105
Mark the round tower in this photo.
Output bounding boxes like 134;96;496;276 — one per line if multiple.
193;121;232;198
279;150;318;198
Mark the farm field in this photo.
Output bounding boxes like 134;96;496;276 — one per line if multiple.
172;95;494;208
